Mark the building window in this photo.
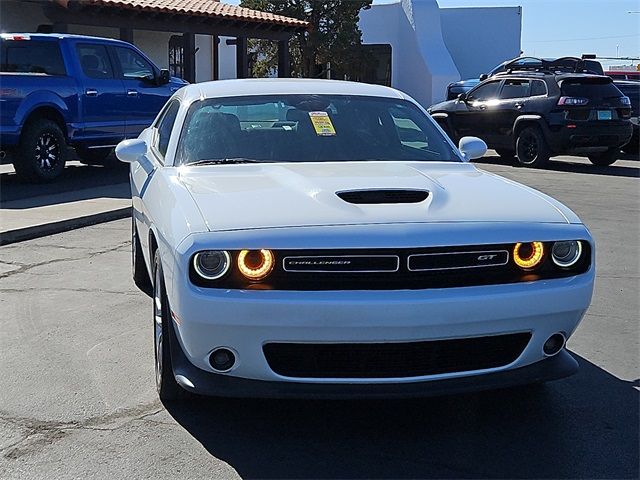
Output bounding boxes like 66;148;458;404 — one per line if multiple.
169;35;184;79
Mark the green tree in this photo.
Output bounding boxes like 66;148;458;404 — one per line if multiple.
240;0;373;78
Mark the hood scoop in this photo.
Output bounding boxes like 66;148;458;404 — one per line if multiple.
336;189;430;205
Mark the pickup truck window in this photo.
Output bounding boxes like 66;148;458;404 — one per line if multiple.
114;47;154;81
76;44;114;79
0;40;66;75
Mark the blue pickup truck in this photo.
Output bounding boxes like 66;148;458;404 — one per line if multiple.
0;33;187;182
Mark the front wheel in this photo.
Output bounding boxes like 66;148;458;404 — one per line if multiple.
14;119;66;182
153;251;185;401
588;148;619;166
515;126;551;168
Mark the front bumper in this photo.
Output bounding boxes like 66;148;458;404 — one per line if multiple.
167;265;594;395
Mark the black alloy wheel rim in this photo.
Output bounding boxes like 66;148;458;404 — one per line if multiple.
34;133;60;171
519;132;538;164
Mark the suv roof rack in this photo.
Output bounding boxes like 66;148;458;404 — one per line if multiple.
503;57;601;75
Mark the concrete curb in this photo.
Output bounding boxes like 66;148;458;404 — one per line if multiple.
0;207;131;246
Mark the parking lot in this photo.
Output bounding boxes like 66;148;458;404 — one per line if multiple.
0;154;638;479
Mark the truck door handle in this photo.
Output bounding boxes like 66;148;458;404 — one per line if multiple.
85;89;98;97
127;90;138;97
515;102;524;109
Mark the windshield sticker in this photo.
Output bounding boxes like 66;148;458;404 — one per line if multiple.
309;111;337;136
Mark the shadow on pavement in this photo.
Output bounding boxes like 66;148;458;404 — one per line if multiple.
0;156;130;207
474;154;640;178
165;354;638;479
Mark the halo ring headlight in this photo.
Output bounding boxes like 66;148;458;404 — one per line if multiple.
193;250;231;280
513;242;545;270
238;249;274;281
552;241;582;268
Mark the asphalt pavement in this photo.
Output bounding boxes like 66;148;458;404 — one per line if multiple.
0;154;638;479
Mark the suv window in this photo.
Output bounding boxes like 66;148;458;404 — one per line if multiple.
77;44;114;79
469;81;501;101
156;101;180;158
0;40;66;75
531;80;547;96
500;79;530;99
114;47;154;81
561;79;622;98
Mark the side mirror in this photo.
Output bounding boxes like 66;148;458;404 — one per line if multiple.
457;92;467;102
158;69;171;86
458;136;487;162
479;73;488;81
116;139;147;163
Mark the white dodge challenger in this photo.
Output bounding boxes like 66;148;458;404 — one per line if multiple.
116;79;595;400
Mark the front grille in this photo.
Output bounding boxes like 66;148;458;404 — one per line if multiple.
337;189;430;204
263;332;531;378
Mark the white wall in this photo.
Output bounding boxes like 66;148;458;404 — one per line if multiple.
218;37;237;80
440;6;522;79
359;0;460;107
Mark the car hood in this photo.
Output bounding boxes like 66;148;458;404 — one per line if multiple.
178;162;572;232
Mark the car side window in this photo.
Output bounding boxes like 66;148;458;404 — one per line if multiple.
156;101;180;159
76;44;114;79
531;80;547;96
468;81;501;101
114;47;154;81
500;79;530;100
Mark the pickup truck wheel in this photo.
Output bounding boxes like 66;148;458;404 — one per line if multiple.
132;217;152;297
14;119;66;182
588;148;618;166
516;126;550;168
76;147;117;166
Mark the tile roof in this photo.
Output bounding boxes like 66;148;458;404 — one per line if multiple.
60;0;308;28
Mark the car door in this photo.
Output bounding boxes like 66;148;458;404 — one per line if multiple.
111;45;173;139
492;78;531;146
453;80;502;144
75;43;126;145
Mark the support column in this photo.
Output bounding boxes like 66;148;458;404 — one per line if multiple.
278;39;290;78
183;33;196;83
212;36;219;81
119;28;133;44
236;37;248;79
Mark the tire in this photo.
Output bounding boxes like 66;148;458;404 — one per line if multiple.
132;217;152;297
515;126;551;168
495;148;515;160
13;119;66;182
153;251;186;401
621;134;639;155
76;147;117;166
588;148;619;166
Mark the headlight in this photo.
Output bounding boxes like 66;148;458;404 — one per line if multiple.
238;249;274;281
513;242;544;270
551;241;582;268
193;250;230;280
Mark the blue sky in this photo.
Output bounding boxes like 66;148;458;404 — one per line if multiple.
231;0;639;68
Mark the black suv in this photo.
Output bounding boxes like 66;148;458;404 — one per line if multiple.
430;64;633;167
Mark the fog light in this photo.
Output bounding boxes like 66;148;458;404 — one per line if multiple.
552;241;582;268
193;250;230;280
238;249;274;281
513;242;544;270
209;348;236;371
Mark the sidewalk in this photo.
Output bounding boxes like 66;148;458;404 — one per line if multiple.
0;161;131;245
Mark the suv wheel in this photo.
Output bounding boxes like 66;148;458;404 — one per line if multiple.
14;119;66;182
588;148;619;166
516;126;551;168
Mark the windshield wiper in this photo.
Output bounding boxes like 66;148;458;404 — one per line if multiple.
187;158;265;166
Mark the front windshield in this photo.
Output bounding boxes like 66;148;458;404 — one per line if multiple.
176;94;459;165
